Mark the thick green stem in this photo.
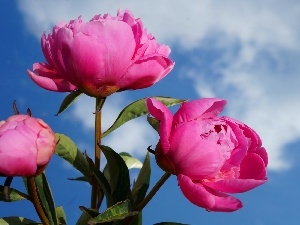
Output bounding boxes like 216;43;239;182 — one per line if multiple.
27;176;49;225
136;172;171;211
94;97;102;171
125;172;171;225
91;97;104;209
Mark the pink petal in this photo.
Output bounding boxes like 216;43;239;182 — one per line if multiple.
0;130;37;176
48;27;75;76
27;63;77;92
36;128;56;166
228;117;262;153
70;20;135;84
256;147;268;166
239;153;267;180
146;98;173;153
203;178;267;193
120;56;174;89
222;117;249;166
178;174;242;212
173;98;226;127
169;121;226;179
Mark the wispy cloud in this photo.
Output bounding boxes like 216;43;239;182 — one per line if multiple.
18;0;300;170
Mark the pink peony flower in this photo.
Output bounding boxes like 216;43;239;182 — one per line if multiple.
146;98;268;212
28;9;174;98
0;115;56;177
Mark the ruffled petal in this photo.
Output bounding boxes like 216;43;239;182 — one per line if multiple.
120;55;174;89
239;153;267;180
222;117;249;166
178;174;242;212
71;20;135;84
203;178;266;193
173;98;226;127
204;152;267;193
146;98;173;153
27;63;77;92
256;147;268;166
169;121;226;179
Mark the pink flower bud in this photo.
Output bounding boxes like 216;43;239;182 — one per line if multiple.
146;98;268;212
0;115;56;177
28;9;174;98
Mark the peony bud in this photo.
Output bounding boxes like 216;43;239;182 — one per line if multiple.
0;115;56;177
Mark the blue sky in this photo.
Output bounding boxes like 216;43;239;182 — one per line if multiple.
1;0;300;224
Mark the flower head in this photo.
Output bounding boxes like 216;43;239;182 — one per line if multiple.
28;9;174;97
146;98;268;212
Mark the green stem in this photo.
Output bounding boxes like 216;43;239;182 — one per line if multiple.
125;172;171;225
136;172;171;211
91;97;105;209
27;176;49;225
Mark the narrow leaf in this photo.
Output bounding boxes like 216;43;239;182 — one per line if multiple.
68;177;88;182
119;152;143;170
132;152;151;206
88;200;138;224
0;185;28;202
34;173;58;225
85;155;113;207
101;146;130;204
76;211;92;225
0;217;40;225
79;206;100;218
147;116;159;132
55;90;82;115
102;97;185;138
55;133;91;183
56;206;67;225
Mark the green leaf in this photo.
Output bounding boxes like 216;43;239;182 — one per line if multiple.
0;185;28;202
68;176;88;182
102;97;185;138
55;90;82;115
154;223;189;225
131;152;151;206
34;173;58;225
88;200;138;224
147;115;159;132
55;133;91;183
79;206;100;218
119;152;143;169
76;211;92;225
56;206;67;225
85;155;113;207
0;217;40;225
101;146;130;205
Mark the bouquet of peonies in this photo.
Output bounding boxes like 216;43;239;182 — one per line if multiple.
0;9;268;225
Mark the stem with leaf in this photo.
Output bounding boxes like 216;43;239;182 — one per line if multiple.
27;176;49;225
91;97;106;209
125;172;171;225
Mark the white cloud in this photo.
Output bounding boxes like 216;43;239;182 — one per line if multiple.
17;0;300;171
187;41;300;170
17;0;299;50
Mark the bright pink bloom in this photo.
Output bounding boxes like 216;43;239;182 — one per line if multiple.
146;98;268;212
0;115;56;177
28;9;174;98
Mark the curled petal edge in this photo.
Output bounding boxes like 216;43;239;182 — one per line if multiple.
178;174;243;212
